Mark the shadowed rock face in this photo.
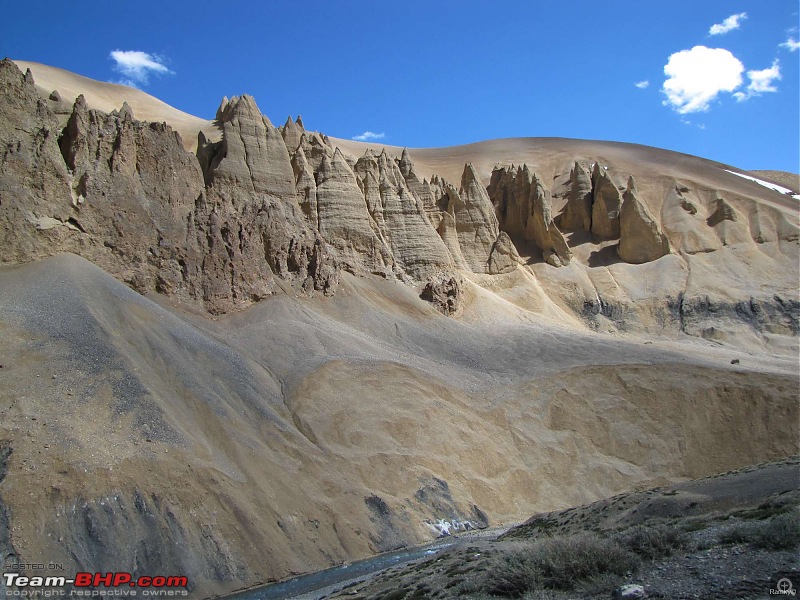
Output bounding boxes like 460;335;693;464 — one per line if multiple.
488;165;571;266
591;163;623;239
557;161;593;232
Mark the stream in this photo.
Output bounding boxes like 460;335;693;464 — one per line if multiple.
221;540;456;600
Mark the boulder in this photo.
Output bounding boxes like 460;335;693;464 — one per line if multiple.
419;273;463;315
611;584;646;599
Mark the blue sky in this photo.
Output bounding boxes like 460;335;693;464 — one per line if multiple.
2;1;798;171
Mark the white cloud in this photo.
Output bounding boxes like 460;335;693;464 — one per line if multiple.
779;37;800;52
634;80;650;89
733;60;782;101
709;12;747;36
662;46;744;113
352;131;385;141
109;50;172;87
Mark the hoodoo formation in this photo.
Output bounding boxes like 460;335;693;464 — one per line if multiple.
0;59;797;596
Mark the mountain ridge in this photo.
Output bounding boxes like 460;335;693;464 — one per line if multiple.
0;58;797;597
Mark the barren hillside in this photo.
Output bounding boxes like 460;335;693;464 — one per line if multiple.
0;59;797;598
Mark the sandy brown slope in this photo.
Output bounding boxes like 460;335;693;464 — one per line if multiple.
2;60;798;599
0;253;797;597
12;60;217;152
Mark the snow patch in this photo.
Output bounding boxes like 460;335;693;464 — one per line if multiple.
424;518;475;537
724;169;798;198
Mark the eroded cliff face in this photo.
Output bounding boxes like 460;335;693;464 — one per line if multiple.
1;58;799;597
3;57;797;336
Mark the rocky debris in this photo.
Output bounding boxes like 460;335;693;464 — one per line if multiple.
612;584;646;598
487;165;571;266
591;163;622;239
618;176;670;264
420;273;462;315
557;161;593;232
48;89;61;102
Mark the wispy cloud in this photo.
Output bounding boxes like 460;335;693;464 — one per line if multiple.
109;50;173;88
634;80;650;89
352;131;385;141
662;46;744;113
709;12;747;36
733;60;782;101
779;37;800;52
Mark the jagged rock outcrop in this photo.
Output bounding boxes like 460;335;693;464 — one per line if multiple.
297;131;332;172
352;149;453;279
556;161;593;232
0;60;75;263
591;163;622;239
447;164;519;274
291;147;318;225
57;93;206;297
420;272;463;315
1;59;337;312
398;148;448;227
204;95;295;199
199;95;337;308
281;115;305;152
315;147;393;275
527;174;572;266
487;164;571;266
618;176;670;264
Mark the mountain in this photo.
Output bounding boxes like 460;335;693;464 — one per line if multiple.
0;59;797;597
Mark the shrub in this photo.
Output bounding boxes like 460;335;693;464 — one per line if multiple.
616;524;688;560
484;535;639;597
719;511;800;550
